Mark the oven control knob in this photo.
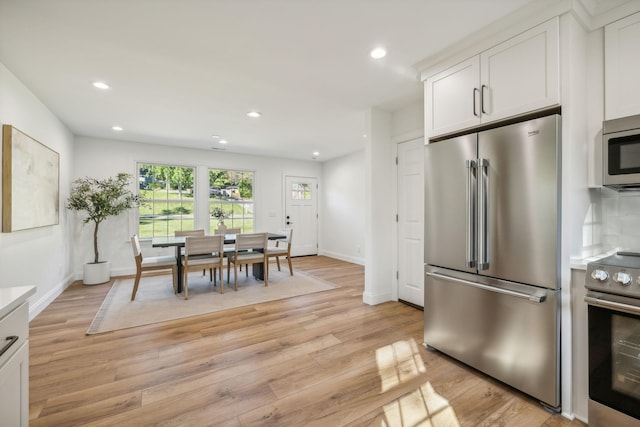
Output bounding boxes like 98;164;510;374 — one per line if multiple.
591;269;609;282
613;272;632;286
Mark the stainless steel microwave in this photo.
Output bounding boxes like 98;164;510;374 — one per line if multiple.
603;113;640;191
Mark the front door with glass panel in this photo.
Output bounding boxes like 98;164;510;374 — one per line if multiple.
285;176;317;256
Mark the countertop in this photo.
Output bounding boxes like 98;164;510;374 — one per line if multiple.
0;286;36;319
570;249;624;270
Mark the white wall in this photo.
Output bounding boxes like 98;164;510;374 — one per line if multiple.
0;62;75;319
72;136;322;277
320;150;365;264
358;100;424;305
559;12;592;419
392;100;424;142
363;108;395;305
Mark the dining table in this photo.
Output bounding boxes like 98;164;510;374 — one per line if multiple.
152;232;286;293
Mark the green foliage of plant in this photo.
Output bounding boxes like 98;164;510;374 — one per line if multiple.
238;177;252;199
67;173;143;263
209;169;253;200
211;206;225;220
140;164;194;193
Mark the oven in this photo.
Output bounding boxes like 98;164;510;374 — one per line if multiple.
603;114;640;190
586;252;640;427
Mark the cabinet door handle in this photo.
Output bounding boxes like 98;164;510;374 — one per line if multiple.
473;88;480;117
0;335;19;358
481;84;488;114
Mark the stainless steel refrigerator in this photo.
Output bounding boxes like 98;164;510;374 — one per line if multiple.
424;114;561;410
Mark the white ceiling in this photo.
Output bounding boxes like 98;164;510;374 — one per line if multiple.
0;0;544;161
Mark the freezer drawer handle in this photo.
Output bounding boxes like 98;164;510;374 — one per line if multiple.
584;294;640;316
0;335;19;358
426;272;546;303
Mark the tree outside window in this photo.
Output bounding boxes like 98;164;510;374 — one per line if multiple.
209;169;254;233
138;163;195;237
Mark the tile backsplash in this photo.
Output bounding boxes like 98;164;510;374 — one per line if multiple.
586;187;640;256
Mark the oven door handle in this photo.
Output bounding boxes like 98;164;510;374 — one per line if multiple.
585;294;640;316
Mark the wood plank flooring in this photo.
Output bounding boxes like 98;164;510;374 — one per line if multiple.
29;256;585;426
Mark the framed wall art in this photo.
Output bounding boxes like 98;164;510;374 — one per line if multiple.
2;125;60;232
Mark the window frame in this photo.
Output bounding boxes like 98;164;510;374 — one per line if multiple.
208;167;255;234
137;162;197;238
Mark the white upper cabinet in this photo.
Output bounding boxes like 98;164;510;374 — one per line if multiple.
481;18;560;123
425;56;481;136
605;11;640;120
425;18;560;138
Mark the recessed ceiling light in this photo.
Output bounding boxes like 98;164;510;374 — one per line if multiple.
219;139;228;144
112;126;123;131
211;134;220;139
370;47;387;59
246;111;262;118
312;151;320;157
93;81;110;90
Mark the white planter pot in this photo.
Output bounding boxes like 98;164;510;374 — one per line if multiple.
83;261;111;285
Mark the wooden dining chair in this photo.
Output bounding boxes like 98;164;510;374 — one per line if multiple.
175;229;206;237
267;228;293;275
215;227;244;269
182;235;225;299
214;226;241;236
175;229;208;276
175;229;206;257
227;232;268;290
130;234;178;301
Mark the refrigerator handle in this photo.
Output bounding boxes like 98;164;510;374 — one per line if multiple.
465;159;476;267
426;272;547;303
477;158;489;270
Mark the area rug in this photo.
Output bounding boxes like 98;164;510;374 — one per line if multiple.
86;269;338;334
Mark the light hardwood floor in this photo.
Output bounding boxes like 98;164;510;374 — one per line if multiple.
29;256;585;426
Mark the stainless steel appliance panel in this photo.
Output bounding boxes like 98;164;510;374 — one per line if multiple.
603;113;640;190
478;115;560;289
585;253;640;425
589;399;640;427
424;133;477;274
424;266;560;408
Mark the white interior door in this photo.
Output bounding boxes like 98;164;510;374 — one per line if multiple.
398;139;424;307
285;176;317;256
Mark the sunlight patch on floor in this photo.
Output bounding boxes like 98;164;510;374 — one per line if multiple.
376;339;460;426
376;339;426;392
381;382;461;427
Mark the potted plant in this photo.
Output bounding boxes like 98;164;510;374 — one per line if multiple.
211;206;226;227
67;173;143;285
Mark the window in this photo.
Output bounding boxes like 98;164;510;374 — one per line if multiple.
209;169;254;234
291;182;311;200
138;163;195;238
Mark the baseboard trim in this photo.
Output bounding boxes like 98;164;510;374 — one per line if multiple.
29;273;75;320
318;250;364;265
362;291;394;306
